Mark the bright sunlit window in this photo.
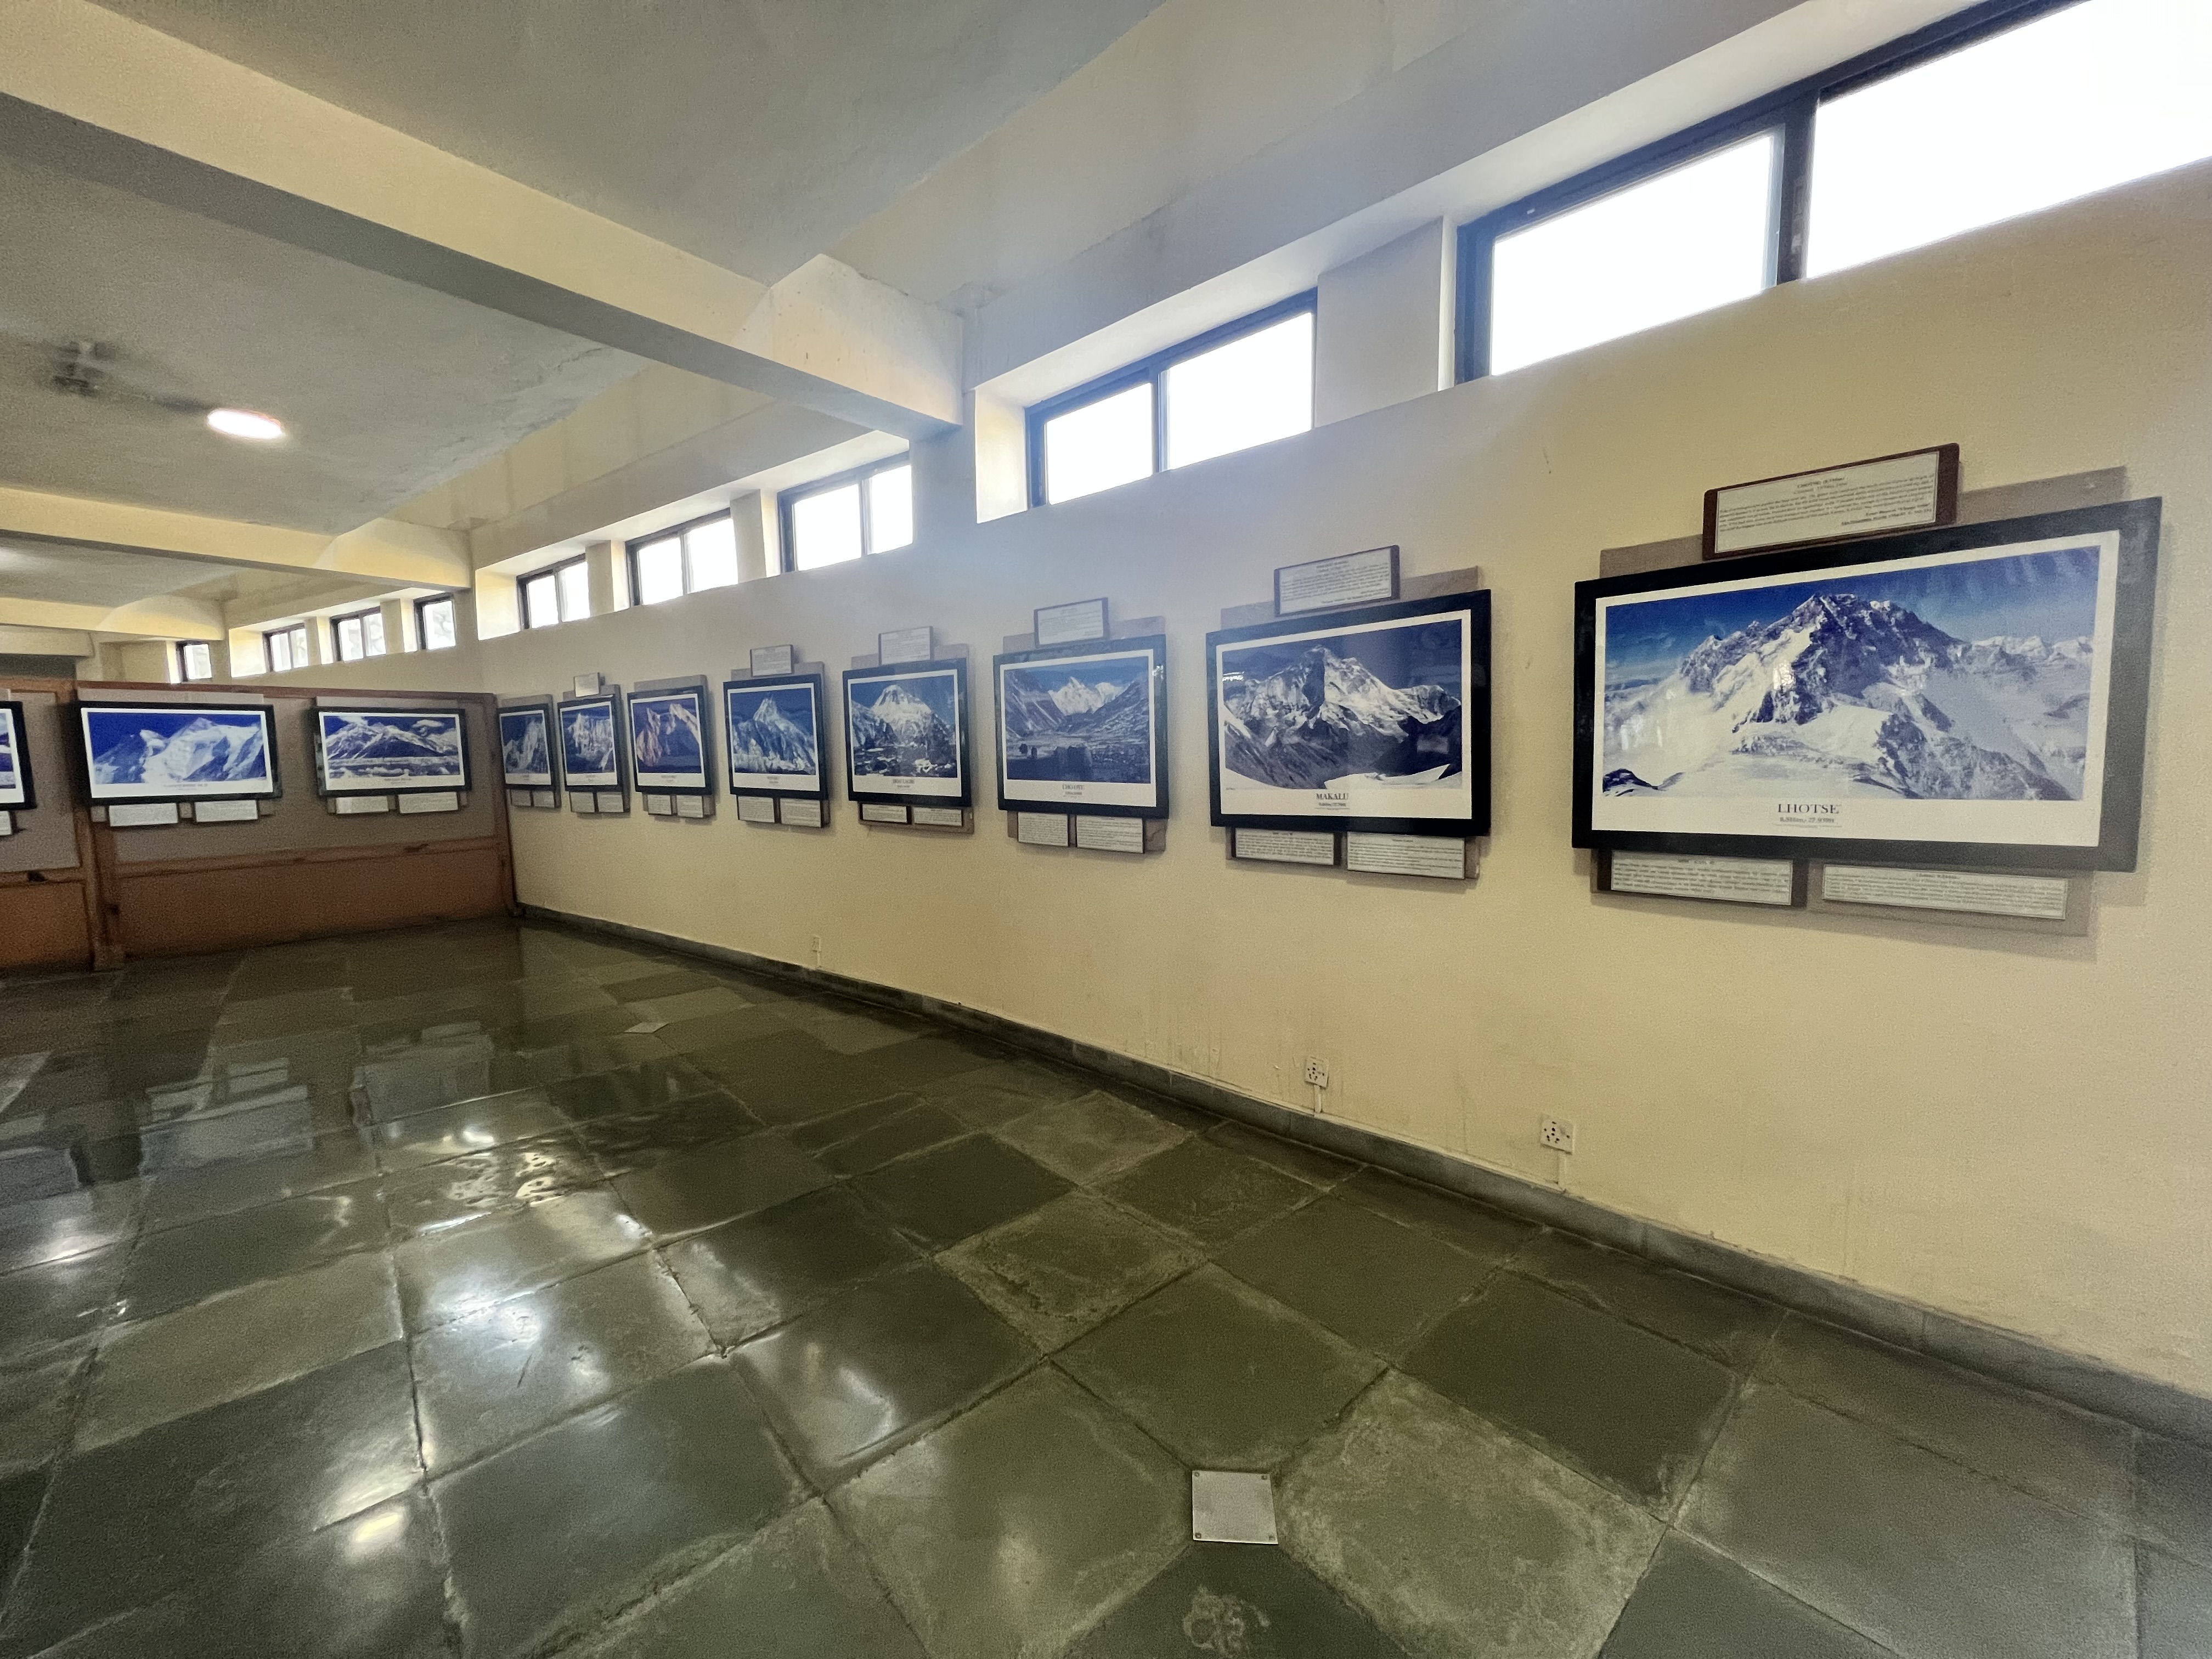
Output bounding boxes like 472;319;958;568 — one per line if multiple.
1030;297;1315;506
417;595;456;650
177;641;215;681
333;608;386;662
1808;0;2212;276
523;555;590;629
782;456;913;571
1489;133;1777;375
628;511;741;605
264;623;311;674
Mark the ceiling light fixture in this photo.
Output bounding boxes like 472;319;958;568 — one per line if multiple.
207;408;286;441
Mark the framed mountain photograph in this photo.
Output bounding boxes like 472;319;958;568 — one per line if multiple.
0;701;34;811
76;702;280;803
843;659;970;807
1207;590;1490;837
557;692;625;791
723;673;828;801
1573;498;2160;871
314;706;470;796
499;703;556;788
629;686;711;794
994;635;1167;818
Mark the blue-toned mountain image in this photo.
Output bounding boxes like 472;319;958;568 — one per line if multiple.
88;708;270;788
850;675;958;778
563;704;617;776
1220;620;1462;791
729;689;819;776
0;720;16;791
1002;654;1152;784
1602;548;2098;802
500;710;550;778
631;695;704;776
321;713;464;783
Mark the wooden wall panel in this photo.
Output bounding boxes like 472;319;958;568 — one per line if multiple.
0;878;94;973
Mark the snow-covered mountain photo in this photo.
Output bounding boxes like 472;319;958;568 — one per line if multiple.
87;708;272;795
0;719;18;793
630;694;704;778
500;709;550;781
1219;620;1462;792
727;689;819;778
1001;653;1153;785
563;703;617;777
320;713;465;785
1602;546;2101;803
849;674;960;780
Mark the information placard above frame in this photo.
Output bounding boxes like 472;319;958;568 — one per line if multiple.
629;678;713;798
1207;588;1490;838
498;698;558;805
994;634;1167;820
1574;498;2159;872
313;703;471;798
557;687;628;810
74;700;281;806
0;699;36;811
1705;445;1959;560
723;671;828;803
1275;545;1399;617
843;659;972;810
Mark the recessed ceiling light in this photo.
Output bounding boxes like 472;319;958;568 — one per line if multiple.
207;408;285;441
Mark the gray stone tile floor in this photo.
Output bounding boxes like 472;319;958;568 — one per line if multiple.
0;917;2200;1657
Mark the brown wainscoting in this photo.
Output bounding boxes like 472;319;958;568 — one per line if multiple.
109;838;512;957
0;873;96;973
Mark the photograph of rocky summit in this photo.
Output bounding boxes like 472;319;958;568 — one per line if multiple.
849;674;961;780
1218;621;1464;792
1001;652;1154;785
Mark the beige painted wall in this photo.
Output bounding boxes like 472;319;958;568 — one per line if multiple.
287;165;2212;1395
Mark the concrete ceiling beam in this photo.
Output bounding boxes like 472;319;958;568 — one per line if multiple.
0;0;962;439
0;592;225;641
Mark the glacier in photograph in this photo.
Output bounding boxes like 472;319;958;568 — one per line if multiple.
321;713;464;783
88;709;269;787
631;695;704;775
729;688;819;776
1220;619;1462;791
1602;547;2098;801
1002;653;1152;784
563;703;616;775
850;674;958;778
500;710;549;777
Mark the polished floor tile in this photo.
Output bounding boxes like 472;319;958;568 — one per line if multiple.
990;1089;1189;1185
852;1133;1071;1248
939;1189;1198;1352
612;1131;832;1237
816;1102;970;1176
0;1346;90;1478
0;1246;126;1362
1204;1119;1358;1189
1278;1370;1662;1659
0;1470;42;1604
732;1261;1035;1481
0;1185;139;1277
541;1056;718;1122
1216;1193;1493;1359
862;1034;1001;1088
1514;1231;1783;1372
663;1187;918;1345
116;1180;386;1321
1335;1167;1537;1262
394;1187;649;1330
368;1089;567;1170
596;969;727;1003
139;1131;377;1232
625;985;756;1025
436;1357;803;1659
77;1249;400;1451
2137;1432;2212;1566
1598;1534;1889;1658
2138;1545;2212;1659
1060;1266;1383;1469
1067;1541;1410;1658
412;1252;709;1472
382;1132;602;1235
570;1091;762;1175
1680;1384;2133;1658
1099;1136;1314;1249
832;1367;1187;1659
657;1005;802;1053
786;1091;926;1154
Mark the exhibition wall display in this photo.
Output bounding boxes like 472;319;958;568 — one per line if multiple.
629;686;712;795
558;691;627;791
313;706;471;797
75;702;281;804
500;703;556;789
843;660;972;808
994;635;1168;819
0;701;34;810
724;673;828;802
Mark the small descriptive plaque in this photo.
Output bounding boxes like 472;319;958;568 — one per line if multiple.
1233;828;1336;866
110;802;183;827
1075;815;1146;854
1016;812;1070;848
779;797;824;828
193;798;258;824
572;673;602;697
1821;864;2070;920
642;793;674;816
912;806;965;828
532;789;557;809
596;791;626;812
573;793;600;815
331;796;392;817
860;802;910;825
676;795;707;820
737;795;776;824
398;791;460;815
1035;598;1109;647
1707;445;1956;557
509;788;534;809
749;645;796;678
1345;833;1467;881
879;626;933;665
1276;545;1398;617
0;811;12;837
1609;851;1797;906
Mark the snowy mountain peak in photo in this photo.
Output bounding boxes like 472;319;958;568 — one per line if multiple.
1048;676;1117;716
852;681;957;777
1606;591;2093;802
503;718;548;776
94;717;267;786
730;697;817;773
1224;646;1460;791
323;719;455;764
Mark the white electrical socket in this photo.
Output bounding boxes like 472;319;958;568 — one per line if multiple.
1541;1115;1576;1154
810;934;823;968
1303;1057;1329;1088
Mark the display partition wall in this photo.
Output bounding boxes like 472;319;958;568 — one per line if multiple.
0;675;514;972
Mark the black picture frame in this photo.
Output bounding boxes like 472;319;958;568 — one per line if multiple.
74;700;282;805
842;659;971;809
1206;589;1491;838
498;701;558;790
723;672;830;802
628;685;713;797
1572;498;2160;872
993;635;1168;820
313;704;471;797
556;691;628;794
0;700;35;812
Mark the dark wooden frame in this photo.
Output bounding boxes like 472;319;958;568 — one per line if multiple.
992;634;1169;820
312;704;472;798
1571;498;2161;872
723;673;830;803
0;700;37;811
1206;589;1492;839
841;659;972;810
1703;444;1960;560
73;699;284;805
497;699;558;789
555;691;628;793
1274;545;1401;617
626;684;714;797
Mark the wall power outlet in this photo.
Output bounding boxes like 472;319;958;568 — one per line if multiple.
1541;1115;1576;1154
1304;1057;1329;1088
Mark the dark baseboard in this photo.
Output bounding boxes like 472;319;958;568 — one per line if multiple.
524;903;2212;1449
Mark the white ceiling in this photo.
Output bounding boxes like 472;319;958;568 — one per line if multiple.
0;537;236;608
